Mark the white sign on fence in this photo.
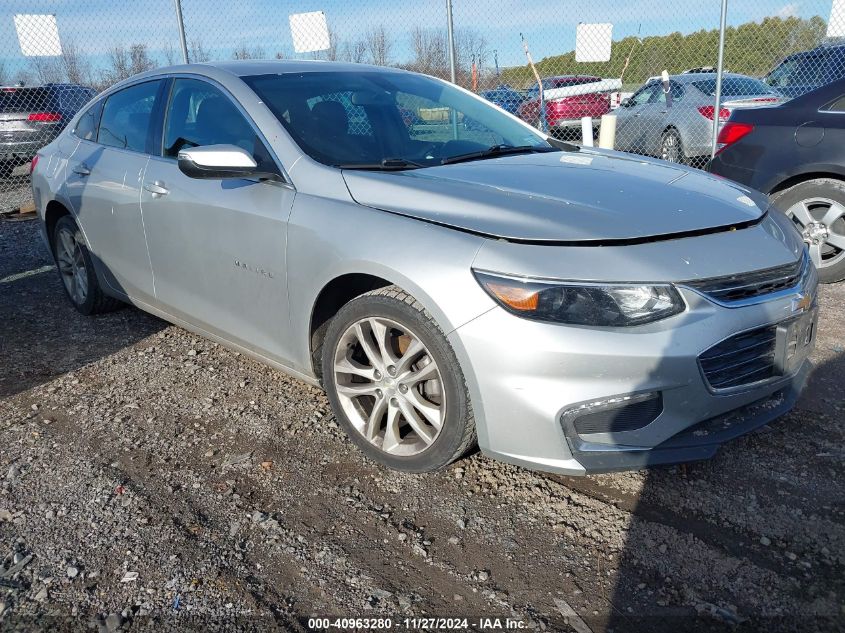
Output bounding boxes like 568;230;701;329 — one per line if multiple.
575;23;613;63
289;11;330;53
14;14;62;57
829;0;845;38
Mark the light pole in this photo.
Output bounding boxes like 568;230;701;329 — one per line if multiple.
711;0;729;158
173;0;189;63
446;0;458;137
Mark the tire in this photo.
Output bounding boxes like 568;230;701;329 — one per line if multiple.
660;128;685;164
322;286;476;473
52;215;123;315
770;178;845;284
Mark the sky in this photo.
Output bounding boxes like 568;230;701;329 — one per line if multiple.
0;0;840;77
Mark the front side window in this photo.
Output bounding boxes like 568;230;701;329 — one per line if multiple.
98;80;162;152
243;71;550;168
630;84;657;106
74;100;103;141
161;78;278;175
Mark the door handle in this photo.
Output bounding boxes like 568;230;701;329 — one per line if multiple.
72;164;90;176
143;181;169;197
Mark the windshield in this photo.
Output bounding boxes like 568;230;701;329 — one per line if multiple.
243;70;551;168
693;77;776;97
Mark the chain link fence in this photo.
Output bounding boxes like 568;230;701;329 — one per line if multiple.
1;0;844;214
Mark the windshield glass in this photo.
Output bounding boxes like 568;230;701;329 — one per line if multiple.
243;70;551;168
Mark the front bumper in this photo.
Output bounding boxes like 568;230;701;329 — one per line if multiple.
448;287;815;476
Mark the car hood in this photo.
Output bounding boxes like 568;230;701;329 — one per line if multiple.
342;150;769;243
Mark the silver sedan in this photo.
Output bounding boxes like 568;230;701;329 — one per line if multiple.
614;73;783;164
31;61;817;475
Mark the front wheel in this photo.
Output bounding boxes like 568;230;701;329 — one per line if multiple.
771;178;845;283
322;286;476;472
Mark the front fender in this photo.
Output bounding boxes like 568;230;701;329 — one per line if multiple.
286;194;496;377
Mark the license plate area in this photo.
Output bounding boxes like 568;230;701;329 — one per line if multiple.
774;308;817;376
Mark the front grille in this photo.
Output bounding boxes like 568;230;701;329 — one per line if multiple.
572;394;663;435
699;325;777;390
684;253;806;304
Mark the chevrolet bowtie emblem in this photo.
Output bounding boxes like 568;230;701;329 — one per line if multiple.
792;293;813;313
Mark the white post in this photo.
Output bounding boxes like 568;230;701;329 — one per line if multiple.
598;114;616;149
580;117;594;146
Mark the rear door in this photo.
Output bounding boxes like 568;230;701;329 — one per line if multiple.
65;79;164;303
140;77;296;361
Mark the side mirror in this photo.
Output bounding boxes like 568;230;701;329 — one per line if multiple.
620;97;632;108
178;144;276;180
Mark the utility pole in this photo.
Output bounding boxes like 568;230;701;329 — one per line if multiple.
711;0;728;157
494;49;500;81
446;0;458;138
174;0;189;63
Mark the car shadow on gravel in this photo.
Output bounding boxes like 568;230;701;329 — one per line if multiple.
597;340;845;633
0;222;166;398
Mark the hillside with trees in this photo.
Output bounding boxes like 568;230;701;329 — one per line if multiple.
501;15;829;88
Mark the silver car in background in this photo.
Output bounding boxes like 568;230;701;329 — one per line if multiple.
614;73;783;165
31;61;817;475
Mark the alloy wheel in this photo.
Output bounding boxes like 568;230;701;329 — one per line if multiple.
661;132;682;163
56;227;88;305
332;317;445;456
785;197;845;270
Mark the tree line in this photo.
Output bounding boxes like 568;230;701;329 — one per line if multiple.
501;15;828;88
0;15;830;93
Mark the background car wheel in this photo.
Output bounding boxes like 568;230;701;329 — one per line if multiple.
52;215;123;315
660;129;684;164
322;286;476;473
771;178;845;283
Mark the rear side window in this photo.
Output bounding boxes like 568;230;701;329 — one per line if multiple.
74;100;104;141
693;77;775;97
825;94;845;112
0;87;53;113
98;80;162;153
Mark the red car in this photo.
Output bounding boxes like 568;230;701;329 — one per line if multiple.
518;76;612;134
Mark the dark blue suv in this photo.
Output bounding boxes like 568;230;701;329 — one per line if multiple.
764;44;845;98
1;83;96;172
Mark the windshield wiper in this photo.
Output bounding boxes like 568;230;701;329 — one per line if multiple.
440;144;559;166
335;158;423;171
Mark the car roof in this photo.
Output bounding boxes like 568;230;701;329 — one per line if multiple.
192;59;405;76
669;72;756;84
781;44;845;60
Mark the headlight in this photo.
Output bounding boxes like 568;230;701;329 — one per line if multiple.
474;271;685;326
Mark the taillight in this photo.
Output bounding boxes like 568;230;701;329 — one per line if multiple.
28;112;62;122
715;122;754;154
30;154;40;174
698;106;731;121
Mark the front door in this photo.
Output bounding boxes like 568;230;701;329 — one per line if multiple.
140;78;296;363
615;83;658;154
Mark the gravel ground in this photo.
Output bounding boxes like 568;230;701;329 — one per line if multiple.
0;168;33;216
1;217;843;632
